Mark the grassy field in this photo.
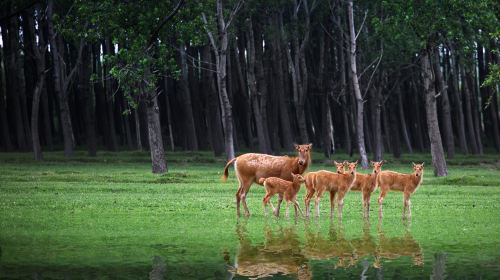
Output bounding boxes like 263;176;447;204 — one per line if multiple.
0;150;499;279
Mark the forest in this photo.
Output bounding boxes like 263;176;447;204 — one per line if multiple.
0;0;498;176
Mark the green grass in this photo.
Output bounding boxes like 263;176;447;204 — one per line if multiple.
0;151;499;279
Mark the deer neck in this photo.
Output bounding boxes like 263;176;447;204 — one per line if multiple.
412;173;423;186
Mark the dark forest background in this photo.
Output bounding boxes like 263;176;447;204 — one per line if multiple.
0;0;498;176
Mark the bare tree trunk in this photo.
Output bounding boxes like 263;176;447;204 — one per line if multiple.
234;35;254;149
273;12;294;150
143;71;167;173
134;108;143;151
421;49;448;176
179;43;198;151
202;0;243;160
0;51;12;150
469;68;483;155
410;80;426;151
319;31;334;158
47;0;77;157
27;6;47;160
4;14;28;150
162;79;175;151
103;38;118;151
396;83;413;154
347;0;368;169
254;21;273;153
461;64;479;154
448;45;468;154
80;44;96;156
201;46;224;156
246;18;270;154
432;48;454;158
389;101;402;158
337;15;352;155
372;85;383;161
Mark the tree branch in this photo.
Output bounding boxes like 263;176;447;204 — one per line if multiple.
201;13;217;51
225;0;245;31
146;0;185;49
355;10;368;41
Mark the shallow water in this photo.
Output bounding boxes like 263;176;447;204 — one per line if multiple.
1;215;499;279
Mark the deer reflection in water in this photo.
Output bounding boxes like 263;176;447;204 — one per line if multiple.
229;221;312;280
374;223;424;268
228;221;423;279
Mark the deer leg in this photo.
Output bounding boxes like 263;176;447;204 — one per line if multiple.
315;191;324;218
240;180;252;217
363;192;370;219
285;201;290;218
304;189;315;218
329;191;337;219
337;192;345;222
378;189;387;220
263;194;271;217
273;193;283;217
294;199;305;218
275;193;284;217
403;192;411;220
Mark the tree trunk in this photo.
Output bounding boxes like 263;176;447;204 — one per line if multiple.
143;72;167;173
201;45;224;156
234;34;254;149
432;48;454;158
337;16;352;155
372;85;383;161
134;107;143;151
0;34;13;151
389;101;402;158
347;0;369;169
179;44;198;151
273;12;294;150
162;79;175;151
103;38;118;151
486;48;500;151
27;6;47;160
4;14;28;150
448;45;468;154
246;18;271;154
79;44;96;156
47;0;75;157
396;83;413;154
469;69;483;155
410;80;426;151
421;49;448;176
461;64;479;154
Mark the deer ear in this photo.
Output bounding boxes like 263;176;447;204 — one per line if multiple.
412;162;416;167
334;161;338;165
421;162;425;167
308;143;313;149
294;144;299;150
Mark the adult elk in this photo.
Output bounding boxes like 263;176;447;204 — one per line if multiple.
377;163;424;220
222;144;312;217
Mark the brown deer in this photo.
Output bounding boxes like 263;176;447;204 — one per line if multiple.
304;161;358;219
377;163;424;219
259;173;305;218
350;161;384;218
222;144;312;217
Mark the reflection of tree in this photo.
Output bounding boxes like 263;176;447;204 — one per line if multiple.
229;221;311;279
430;252;447;280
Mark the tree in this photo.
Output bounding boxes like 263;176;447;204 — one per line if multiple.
347;0;369;169
202;0;245;161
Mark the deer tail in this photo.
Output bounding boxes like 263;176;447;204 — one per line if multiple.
221;158;237;182
258;178;266;185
